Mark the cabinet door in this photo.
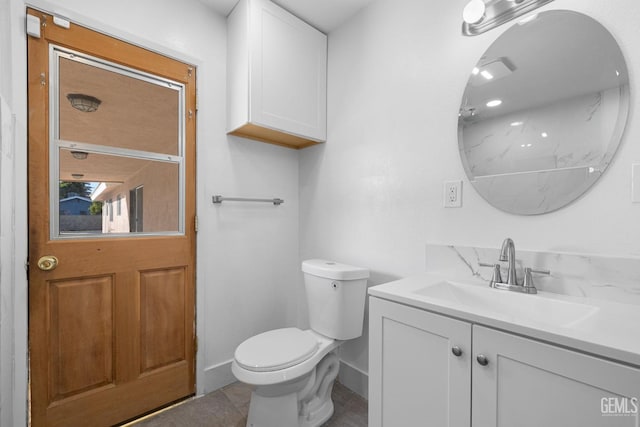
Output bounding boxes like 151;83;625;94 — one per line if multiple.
249;0;327;141
369;297;471;427
473;325;640;427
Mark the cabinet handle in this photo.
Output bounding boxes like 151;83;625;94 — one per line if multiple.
476;354;489;366
451;346;463;357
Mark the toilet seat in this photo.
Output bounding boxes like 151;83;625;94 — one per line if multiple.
235;328;319;372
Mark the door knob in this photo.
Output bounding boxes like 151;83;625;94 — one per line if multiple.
37;255;58;271
451;346;463;357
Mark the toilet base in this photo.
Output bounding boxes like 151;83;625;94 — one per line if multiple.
245;351;340;427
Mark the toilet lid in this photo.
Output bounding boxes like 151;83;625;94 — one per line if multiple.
234;328;319;372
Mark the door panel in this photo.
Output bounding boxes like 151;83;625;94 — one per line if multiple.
28;9;196;427
49;276;114;400
140;268;187;373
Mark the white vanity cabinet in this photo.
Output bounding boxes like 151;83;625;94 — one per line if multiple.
473;325;640;427
369;297;472;427
227;0;327;149
369;296;640;427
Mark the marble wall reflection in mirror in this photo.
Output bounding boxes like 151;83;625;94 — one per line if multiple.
458;10;629;215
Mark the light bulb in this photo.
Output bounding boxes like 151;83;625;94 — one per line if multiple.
463;0;486;25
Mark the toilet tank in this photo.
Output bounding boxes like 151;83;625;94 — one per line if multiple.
302;259;369;340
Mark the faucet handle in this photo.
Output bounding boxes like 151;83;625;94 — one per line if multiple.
523;268;537;293
522;267;551;293
479;262;502;287
490;264;502;288
529;268;550;275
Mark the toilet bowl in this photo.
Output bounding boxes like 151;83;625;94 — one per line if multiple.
231;259;369;427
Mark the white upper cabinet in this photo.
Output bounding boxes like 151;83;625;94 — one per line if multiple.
227;0;327;149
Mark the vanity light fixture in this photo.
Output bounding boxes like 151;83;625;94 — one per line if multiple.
462;0;486;24
486;99;502;107
66;93;101;113
462;0;554;36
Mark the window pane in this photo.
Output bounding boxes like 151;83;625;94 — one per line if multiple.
58;149;180;235
58;57;180;156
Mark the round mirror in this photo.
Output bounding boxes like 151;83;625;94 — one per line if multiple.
458;10;630;215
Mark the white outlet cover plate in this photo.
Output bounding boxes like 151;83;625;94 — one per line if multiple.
444;180;462;208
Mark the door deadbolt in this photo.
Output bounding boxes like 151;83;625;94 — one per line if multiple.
37;255;58;271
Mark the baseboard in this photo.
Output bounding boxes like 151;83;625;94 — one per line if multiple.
197;358;369;401
197;359;236;396
338;360;368;400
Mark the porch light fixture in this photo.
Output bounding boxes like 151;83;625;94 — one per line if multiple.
70;151;89;160
66;93;101;112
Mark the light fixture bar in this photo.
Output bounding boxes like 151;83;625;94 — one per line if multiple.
462;0;555;36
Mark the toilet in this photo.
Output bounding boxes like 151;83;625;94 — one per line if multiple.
231;259;369;427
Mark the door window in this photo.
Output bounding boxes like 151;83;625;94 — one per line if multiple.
51;47;185;238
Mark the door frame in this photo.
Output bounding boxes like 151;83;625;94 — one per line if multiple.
20;3;203;425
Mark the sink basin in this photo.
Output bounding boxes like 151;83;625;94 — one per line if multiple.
414;281;599;327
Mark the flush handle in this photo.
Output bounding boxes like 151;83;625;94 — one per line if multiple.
451;346;463;357
37;255;58;271
476;354;489;366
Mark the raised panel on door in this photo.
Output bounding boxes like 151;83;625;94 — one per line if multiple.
473;325;640;427
48;275;115;401
369;297;471;427
140;267;187;373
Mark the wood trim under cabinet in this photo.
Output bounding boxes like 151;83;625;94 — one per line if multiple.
228;123;323;149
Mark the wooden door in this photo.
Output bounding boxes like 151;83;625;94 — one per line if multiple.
27;9;196;427
472;325;640;427
368;297;471;427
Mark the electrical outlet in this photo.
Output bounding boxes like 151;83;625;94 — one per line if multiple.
444;180;462;208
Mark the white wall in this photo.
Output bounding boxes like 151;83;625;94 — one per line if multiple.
1;1;300;423
1;0;28;425
300;0;640;391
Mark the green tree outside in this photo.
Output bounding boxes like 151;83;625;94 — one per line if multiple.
60;181;102;215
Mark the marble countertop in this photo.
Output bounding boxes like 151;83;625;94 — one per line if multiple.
369;272;640;368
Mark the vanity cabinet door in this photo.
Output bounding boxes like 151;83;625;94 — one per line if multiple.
369;297;471;427
472;325;640;427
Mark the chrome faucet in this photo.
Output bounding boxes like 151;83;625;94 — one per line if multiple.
499;238;518;286
478;237;551;294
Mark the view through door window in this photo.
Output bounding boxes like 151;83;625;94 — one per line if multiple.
53;49;184;237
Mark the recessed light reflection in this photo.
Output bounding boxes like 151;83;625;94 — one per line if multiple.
480;70;494;80
486;99;502;107
541;132;548;138
472;67;480;75
510;121;523;127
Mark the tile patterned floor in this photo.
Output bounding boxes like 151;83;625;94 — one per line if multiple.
129;381;367;427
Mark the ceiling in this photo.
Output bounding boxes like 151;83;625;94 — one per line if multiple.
197;0;375;33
